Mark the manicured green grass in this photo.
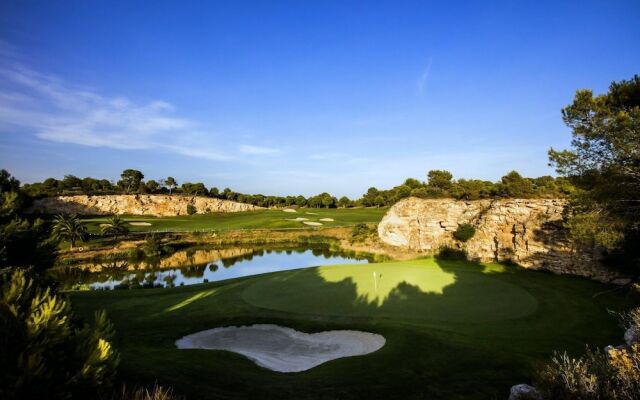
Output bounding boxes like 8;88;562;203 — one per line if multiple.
80;207;388;233
69;258;637;400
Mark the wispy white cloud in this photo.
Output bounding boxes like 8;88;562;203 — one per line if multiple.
416;59;433;96
308;152;344;160
238;144;280;155
0;60;233;160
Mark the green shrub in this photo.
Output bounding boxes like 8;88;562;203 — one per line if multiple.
453;223;476;242
351;223;367;237
186;204;197;215
0;269;119;399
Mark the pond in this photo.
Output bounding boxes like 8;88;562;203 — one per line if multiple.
53;245;373;290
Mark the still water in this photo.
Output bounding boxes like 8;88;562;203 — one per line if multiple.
56;246;371;290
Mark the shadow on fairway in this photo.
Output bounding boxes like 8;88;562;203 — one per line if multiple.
241;256;538;323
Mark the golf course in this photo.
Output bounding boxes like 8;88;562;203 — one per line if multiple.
80;208;388;233
70;257;633;399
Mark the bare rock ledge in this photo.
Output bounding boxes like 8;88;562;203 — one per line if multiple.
28;194;263;217
378;197;625;282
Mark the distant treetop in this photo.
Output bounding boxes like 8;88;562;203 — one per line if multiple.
17;168;575;209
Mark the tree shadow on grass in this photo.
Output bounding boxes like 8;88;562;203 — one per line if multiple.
239;256;539;325
88;255;634;400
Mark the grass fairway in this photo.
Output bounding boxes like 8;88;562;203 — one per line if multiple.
69;258;636;399
81;207;388;233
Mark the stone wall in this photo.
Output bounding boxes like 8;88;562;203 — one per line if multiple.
29;195;263;216
378;197;627;283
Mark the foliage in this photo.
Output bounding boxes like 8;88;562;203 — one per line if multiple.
453;223;476;242
118;169;144;193
351;223;370;237
428;169;453;190
0;170;57;271
103;384;183;400
53;213;88;248
181;182;207;196
0;269;119;399
100;215;130;239
163;177;177;194
350;223;376;242
496;171;535;198
20;167;574;210
536;345;640;400
0;217;57;271
549;75;640;275
186;204;197;215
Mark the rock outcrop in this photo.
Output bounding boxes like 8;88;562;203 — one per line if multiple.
29;195;262;216
378;197;623;282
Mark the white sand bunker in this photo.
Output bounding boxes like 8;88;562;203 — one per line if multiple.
319;218;334;222
286;217;308;221
305;212;318;215
175;324;385;372
282;208;296;213
129;222;152;226
303;221;323;226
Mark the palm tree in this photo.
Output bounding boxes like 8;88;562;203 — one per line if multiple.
100;215;130;240
52;214;88;250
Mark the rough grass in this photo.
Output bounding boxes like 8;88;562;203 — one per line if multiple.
68;258;638;400
80;208;388;233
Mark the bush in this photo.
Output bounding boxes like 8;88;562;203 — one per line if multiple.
186;204;197;215
102;384;183;400
535;307;640;399
352;223;368;237
536;346;640;399
0;269;119;399
453;223;476;242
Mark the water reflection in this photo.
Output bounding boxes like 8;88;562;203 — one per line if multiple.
53;246;372;290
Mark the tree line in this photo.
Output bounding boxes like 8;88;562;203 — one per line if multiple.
20;168;576;208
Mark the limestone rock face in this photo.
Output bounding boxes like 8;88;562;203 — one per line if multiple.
378;197;621;282
29;195;262;216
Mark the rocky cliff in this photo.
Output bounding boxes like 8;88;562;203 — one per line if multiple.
29;195;263;216
378;197;626;283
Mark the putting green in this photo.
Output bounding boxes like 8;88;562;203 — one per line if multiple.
242;260;539;323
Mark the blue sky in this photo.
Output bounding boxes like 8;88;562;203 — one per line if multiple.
1;1;639;197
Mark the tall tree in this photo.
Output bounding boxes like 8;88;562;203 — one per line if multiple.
549;75;640;274
52;214;88;249
100;215;129;240
427;170;453;190
118;169;144;193
164;177;177;194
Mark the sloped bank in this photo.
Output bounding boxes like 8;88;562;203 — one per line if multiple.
29;194;262;216
378;197;627;283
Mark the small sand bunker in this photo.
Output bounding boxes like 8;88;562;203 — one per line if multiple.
129;222;152;226
175;324;385;372
286;217;308;221
305;212;318;215
319;218;334;222
303;221;323;226
282;208;297;213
